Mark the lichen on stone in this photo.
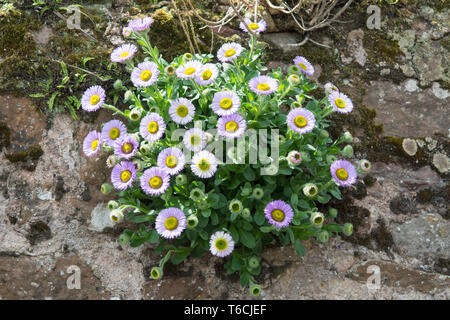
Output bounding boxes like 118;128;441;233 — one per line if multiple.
402;138;418;156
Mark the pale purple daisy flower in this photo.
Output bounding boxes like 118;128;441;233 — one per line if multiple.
287;150;302;166
155;207;186;239
191;150;217;179
249;75;279;95
217;42;243;63
324;82;339;95
82;130;101;157
128;16;154;31
287;108;316;134
329;91;353;113
183;128;207;152
210;231;234;258
81;85;105;112
169;98;195;125
239;18;266;34
139;113;166;142
113;135;138;160
264;200;294;228
111;161;137;190
176;60;203;79
110;43;137;63
195;63;219;86
217;114;246;139
131;61;159;87
211;90;240;116
140;167;170;196
157;147;186;175
330;159;357;187
293;56;315;76
101;119;127;147
122;27;132;37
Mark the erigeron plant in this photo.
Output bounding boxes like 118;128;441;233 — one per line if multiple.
81;16;370;295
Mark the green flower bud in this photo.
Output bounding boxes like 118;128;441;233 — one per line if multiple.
183;53;193;61
288;74;300;85
317;230;329;243
164;65;175;76
303;183;318;198
229;199;243;214
326;154;338;164
118;233;130;245
108;200;119;210
109;209;124;223
124;90;133;102
190;188;204;201
252;187;264;200
300;151;310;162
248;256;259;269
291;101;302;109
358;159;372;174
106;155;119;168
113;79;124;90
320;130;329;139
342;131;353;143
186;215;199;229
288;65;300;74
341;145;354;158
208;115;217;125
328;207;338;218
101;183;114;195
278;134;286;145
241;208;251;219
310;212;325;227
343;223;353;236
150;266;163;280
197;199;209;210
175;174;187;185
129;108;142;121
139;143;150;155
249;283;261;296
148;106;160;114
132;159;143;171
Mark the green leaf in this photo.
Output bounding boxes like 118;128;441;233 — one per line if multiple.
130;214;153;223
171;250;189;265
238;229;256;249
147;229;159;244
294;239;306;257
260;226;273;233
290;193;299;207
232;254;244;271
229;225;240;242
243;167;256;181
329;188;342;200
254;210;266;226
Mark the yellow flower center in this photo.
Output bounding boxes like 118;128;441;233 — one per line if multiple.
120;170;132;182
225;121;238;133
164;217;178;231
176;105;189;117
119;51;129;58
91;139;99;151
198;158;210;171
220;98;233;110
298;62;308;71
190;134;201;146
184;67;196;75
122;142;133;154
165;155;178;168
224;48;236;57
294;115;307;128
215;239;228;251
147;121;159;134
149;176;163;189
335;98;346;109
140;70;152;81
90;94;100;105
256;83;270;91
336;168;348;181
271;209;285;222
248;23;259;30
109;128;120;140
201;70;212;80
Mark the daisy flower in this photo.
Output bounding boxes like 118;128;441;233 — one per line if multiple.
310;212;325;227
264;200;294;228
155;208;186;239
287;150;302;166
81;85;105;112
183;128;207;152
139;113;166;142
131;61;159;87
113;135;139;160
82;130;101;157
106;155;118;168
249;75;279;95
324;82;339;95
157;147;186;175
211;90;240;116
101;119;127;147
209;231;234;258
111;161;137;190
293;56;314;76
176;60;203;79
128;16;153;31
229;199;243;214
169;98;195;125
239;18;267;34
329;91;353;113
330;160;357;187
217;113;246;139
195;63;219;86
110;43;137;63
140;167;170;196
303;183;318;198
287;108;316;134
217;42;243;63
191;150;218;179
122;27;132;37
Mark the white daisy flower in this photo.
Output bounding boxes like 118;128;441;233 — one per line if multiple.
183;128;207;152
191;150;218;179
209;231;234;257
195;63;219;86
176;60;203;79
217;42;243;63
169;98;195;125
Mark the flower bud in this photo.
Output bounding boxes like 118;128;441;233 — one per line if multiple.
122;27;132;38
310;212;325;227
358;159;372;174
303;183;318;198
183;53;193;61
326;154;337;164
190;188;204;201
208;115;217;125
106;155;119;168
288;74;300;85
229;199;243;214
343;223;353;236
241;208;251;219
248;256;259;269
148;106;160;114
129;108;142;121
300;151;310;162
101;183;114;195
132;159;143;171
113;79;124;90
249;283;261;296
164;65;175;76
124;90;133;102
252;187;264;200
186;215;199;229
109;209;124;223
108;200;119;210
320;129;329;139
342;131;353;143
328;207;338;218
150;266;163;280
197;199;209;210
341;145;354;158
118;233;130;245
317;230;329;243
287;150;302;166
175;174;187;185
278;134;286;145
291;101;302;109
288;65;300;74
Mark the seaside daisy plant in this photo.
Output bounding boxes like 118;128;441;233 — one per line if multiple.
80;15;371;296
